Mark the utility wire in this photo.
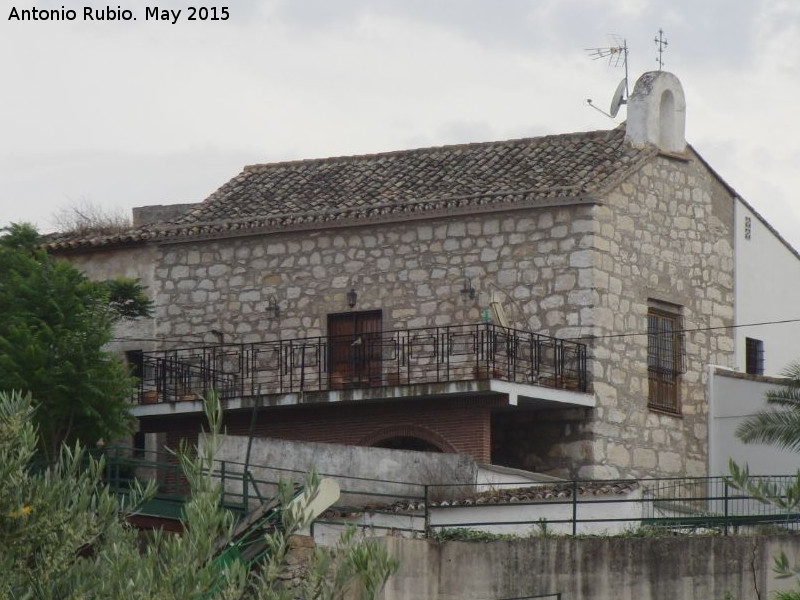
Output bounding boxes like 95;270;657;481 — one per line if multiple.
110;317;800;345
570;317;800;342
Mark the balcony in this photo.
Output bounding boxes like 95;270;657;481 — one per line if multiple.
135;323;588;405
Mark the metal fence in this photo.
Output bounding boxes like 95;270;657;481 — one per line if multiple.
495;595;562;600
100;448;800;537
136;323;588;403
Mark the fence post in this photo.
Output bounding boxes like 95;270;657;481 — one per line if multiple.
723;481;729;536
424;485;431;538
242;467;250;514
572;480;578;536
220;460;226;508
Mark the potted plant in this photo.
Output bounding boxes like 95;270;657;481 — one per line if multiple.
141;390;158;404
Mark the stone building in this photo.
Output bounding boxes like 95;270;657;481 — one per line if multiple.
47;70;798;479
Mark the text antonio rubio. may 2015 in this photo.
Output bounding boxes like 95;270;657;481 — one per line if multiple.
8;6;230;23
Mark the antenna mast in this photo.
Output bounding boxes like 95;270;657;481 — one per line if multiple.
586;35;629;96
584;35;629;118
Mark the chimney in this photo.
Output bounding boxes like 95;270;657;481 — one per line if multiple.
132;203;200;228
625;71;686;154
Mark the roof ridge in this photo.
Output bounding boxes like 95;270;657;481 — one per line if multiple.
241;126;623;173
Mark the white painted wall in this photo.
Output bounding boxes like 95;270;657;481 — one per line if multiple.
708;367;799;476
734;200;800;375
313;487;646;545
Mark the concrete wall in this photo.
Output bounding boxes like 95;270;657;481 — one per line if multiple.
208;434;477;503
708;367;800;476
734;199;800;376
376;535;800;600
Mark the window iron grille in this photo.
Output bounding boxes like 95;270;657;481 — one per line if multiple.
745;337;765;376
647;308;685;414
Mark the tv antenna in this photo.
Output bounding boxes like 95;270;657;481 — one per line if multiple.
585;35;630;119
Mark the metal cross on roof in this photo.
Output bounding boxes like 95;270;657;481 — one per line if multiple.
654;28;668;70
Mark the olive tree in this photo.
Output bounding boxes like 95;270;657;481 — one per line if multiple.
0;390;397;599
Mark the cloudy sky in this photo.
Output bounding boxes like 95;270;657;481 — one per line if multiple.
2;1;799;248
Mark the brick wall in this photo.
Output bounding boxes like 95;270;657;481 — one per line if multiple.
150;396;503;464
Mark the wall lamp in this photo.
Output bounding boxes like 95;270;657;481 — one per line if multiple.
347;288;358;309
460;277;476;303
266;295;280;319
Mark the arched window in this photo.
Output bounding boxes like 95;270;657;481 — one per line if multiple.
372;436;443;453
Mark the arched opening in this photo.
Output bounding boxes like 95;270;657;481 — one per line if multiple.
358;423;458;454
372;436;443;453
659;90;675;150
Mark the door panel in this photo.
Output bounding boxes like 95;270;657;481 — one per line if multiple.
328;311;382;387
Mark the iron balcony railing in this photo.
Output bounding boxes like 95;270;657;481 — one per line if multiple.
136;322;587;404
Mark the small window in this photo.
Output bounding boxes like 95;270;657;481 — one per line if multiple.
745;338;764;375
647;305;685;415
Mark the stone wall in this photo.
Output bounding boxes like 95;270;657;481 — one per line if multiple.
63;148;737;479
148;206;603;472
152;205;597;345
580;153;735;479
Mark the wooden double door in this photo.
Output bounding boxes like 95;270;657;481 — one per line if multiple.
328;310;383;388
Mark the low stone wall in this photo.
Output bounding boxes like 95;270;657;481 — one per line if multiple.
376;535;800;600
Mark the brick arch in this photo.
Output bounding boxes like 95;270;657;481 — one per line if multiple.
358;423;458;454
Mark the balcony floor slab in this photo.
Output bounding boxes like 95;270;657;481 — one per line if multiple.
131;379;595;419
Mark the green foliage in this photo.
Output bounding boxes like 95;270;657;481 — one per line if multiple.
432;528;520;543
726;460;800;513
103;277;154;320
0;390;158;599
0;223;151;458
0;390;397;600
736;360;800;453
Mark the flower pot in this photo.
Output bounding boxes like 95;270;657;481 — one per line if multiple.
141;390;158;404
473;365;502;380
330;373;345;390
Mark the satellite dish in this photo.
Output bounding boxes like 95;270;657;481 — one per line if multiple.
609;78;627;117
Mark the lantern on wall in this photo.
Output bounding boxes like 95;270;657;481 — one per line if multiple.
347;288;358;309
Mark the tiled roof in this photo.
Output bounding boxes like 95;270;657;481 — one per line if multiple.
328;481;640;516
45;124;655;251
